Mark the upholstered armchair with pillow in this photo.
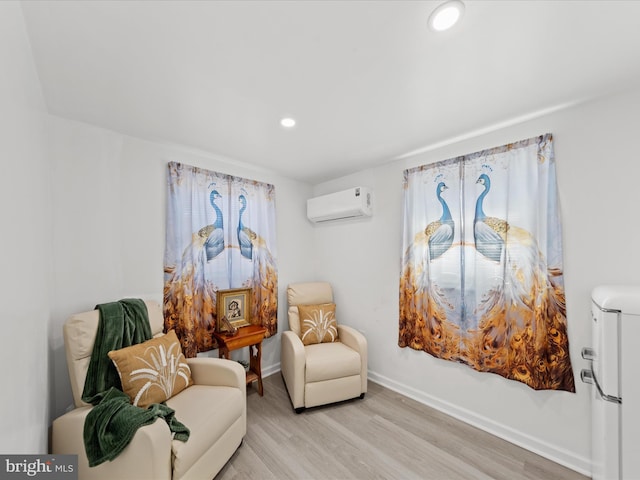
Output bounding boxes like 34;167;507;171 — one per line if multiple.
281;282;367;413
52;300;246;480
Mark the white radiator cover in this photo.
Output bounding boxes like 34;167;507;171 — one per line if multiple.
307;187;372;223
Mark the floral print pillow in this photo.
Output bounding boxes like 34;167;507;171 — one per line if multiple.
108;330;192;408
297;303;339;346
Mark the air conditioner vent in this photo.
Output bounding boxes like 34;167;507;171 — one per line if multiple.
307;187;372;223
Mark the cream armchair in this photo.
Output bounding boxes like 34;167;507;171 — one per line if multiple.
281;282;367;413
51;300;246;480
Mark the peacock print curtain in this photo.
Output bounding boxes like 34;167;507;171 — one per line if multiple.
164;162;278;357
399;134;574;392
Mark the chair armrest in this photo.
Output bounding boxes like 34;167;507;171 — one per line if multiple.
338;325;368;393
187;357;246;391
52;406;172;480
337;325;366;353
281;331;306;409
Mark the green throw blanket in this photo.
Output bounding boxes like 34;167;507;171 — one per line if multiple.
82;298;190;467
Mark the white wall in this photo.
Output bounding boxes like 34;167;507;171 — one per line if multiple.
48;116;314;419
311;85;640;475
0;2;50;454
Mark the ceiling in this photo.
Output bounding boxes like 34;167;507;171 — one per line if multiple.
21;0;640;184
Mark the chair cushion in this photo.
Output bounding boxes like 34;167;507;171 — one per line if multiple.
167;385;244;479
287;282;335;337
305;342;361;383
287;282;334;306
298;303;339;345
108;330;193;408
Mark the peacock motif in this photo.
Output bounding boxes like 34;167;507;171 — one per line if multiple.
473;174;506;263
204;189;225;262
237;193;255;260
472;173;551;311
234;192;278;335
466;172;575;391
426;182;455;261
399;180;459;359
164;186;226;356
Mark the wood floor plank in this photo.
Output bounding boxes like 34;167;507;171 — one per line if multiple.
215;374;588;480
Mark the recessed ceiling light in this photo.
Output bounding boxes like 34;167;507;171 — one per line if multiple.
428;0;465;32
280;117;296;128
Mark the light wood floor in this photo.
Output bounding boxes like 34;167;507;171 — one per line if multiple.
216;374;589;480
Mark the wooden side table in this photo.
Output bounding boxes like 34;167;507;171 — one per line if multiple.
214;325;267;396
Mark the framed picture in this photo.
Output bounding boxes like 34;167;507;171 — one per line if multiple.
216;288;252;332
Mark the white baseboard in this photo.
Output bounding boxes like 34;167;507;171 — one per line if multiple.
367;370;591;477
262;362;281;379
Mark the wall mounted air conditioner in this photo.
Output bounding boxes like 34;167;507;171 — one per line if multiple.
307;187;372;223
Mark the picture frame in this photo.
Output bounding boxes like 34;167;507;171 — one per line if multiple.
216;288;252;332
